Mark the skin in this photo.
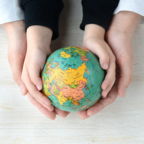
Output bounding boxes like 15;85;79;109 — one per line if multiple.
3;21;27;95
3;22;69;120
78;11;141;119
82;24;116;98
22;25;115;119
3;11;141;120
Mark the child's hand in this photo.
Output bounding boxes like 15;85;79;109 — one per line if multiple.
78;24;116;119
27;93;70;120
82;24;116;98
21;26;69;119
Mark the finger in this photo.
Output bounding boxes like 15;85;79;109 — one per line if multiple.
36;99;54;111
27;93;56;120
101;46;116;97
86;43;110;70
101;64;116;95
77;111;89;120
8;51;28;95
102;82;115;98
54;108;70;118
117;56;133;97
78;84;118;119
87;84;118;116
22;65;53;111
27;62;43;91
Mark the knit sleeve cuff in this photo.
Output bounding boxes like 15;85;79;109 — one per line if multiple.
80;0;119;31
21;0;64;40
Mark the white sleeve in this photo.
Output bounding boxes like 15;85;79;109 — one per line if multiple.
0;0;24;24
114;0;144;24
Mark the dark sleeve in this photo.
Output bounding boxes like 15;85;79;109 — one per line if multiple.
80;0;120;31
21;0;64;40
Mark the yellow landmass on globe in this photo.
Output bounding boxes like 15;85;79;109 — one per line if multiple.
42;75;51;96
48;63;87;86
56;91;67;105
43;57;89;106
61;51;71;58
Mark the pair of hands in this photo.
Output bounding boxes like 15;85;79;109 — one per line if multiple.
4;22;69;119
4;11;140;120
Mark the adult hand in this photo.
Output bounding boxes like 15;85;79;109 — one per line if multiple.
78;11;140;119
3;20;28;95
106;11;140;97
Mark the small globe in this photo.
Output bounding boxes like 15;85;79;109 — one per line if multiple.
42;46;105;112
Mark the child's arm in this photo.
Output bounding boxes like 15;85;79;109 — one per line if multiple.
21;0;69;119
21;0;64;40
80;0;120;32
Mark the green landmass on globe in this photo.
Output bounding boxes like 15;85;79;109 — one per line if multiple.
42;46;105;112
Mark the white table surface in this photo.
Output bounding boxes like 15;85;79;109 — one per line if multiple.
0;0;144;144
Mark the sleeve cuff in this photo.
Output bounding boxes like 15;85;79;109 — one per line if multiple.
21;0;64;40
80;0;119;31
114;0;144;17
0;0;24;24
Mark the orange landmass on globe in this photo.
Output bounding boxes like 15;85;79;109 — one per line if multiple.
61;80;86;105
81;55;89;61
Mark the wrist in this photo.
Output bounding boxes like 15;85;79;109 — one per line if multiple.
27;26;52;54
83;24;105;42
109;11;141;37
27;26;52;45
3;21;25;41
3;20;25;34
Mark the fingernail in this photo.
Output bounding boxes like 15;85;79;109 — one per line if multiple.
19;84;25;95
36;85;41;91
103;63;108;69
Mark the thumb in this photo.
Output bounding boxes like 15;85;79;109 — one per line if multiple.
85;43;110;70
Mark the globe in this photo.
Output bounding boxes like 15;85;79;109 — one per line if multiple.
42;46;105;112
